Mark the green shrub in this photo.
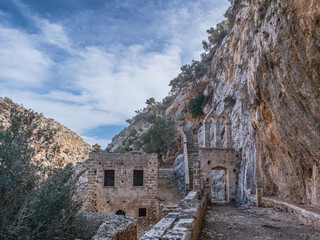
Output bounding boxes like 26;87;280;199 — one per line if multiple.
224;0;243;29
224;95;237;108
92;143;102;152
0;108;93;240
129;129;137;137
169;60;207;94
188;92;208;117
139;117;176;165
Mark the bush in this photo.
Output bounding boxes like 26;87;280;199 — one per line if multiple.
224;95;237;108
224;0;243;29
169;60;207;94
129;129;137;137
92;143;102;152
202;20;228;53
188;92;208;117
139;117;176;165
0;108;93;240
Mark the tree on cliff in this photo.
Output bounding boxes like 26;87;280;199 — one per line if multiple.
169;60;207;94
0;108;94;240
139;117;175;165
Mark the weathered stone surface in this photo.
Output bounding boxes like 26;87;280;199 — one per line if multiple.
140;191;208;240
86;152;160;224
90;213;137;240
174;154;185;194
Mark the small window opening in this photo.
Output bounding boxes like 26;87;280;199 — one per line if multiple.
139;208;147;217
116;210;125;216
133;170;144;186
104;170;115;186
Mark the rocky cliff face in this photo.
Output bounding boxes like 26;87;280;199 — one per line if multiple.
209;0;320;204
107;0;320;205
0;97;91;168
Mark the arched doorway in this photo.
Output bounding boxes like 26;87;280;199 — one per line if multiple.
115;210;126;216
211;167;226;202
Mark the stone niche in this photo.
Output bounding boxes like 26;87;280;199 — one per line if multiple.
86;152;160;224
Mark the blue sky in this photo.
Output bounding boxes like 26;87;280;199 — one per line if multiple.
0;0;229;148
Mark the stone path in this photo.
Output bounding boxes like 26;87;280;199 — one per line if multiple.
199;202;320;240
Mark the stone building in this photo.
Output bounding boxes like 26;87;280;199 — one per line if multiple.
182;109;240;202
86;152;160;224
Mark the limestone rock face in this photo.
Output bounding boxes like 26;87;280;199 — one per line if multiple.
209;0;320;204
0;97;91;168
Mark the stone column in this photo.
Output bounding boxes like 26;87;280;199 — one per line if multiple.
256;188;263;207
204;119;211;147
214;120;221;148
225;122;232;148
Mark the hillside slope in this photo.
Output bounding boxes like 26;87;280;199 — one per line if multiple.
0;97;91;168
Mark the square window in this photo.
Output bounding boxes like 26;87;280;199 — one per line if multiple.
139;208;147;217
104;170;115;186
133;170;143;186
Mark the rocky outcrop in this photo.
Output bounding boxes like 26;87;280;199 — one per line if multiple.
207;0;320;205
0;97;91;168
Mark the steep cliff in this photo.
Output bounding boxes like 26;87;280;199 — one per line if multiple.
0;97;91;167
107;0;320;205
210;0;320;204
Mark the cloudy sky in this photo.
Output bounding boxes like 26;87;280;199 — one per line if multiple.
0;0;229;148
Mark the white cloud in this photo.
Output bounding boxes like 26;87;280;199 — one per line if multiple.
0;0;230;145
0;26;52;87
60;45;181;117
38;20;71;49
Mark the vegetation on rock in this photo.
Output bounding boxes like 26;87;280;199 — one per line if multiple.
188;92;209;117
0;108;94;240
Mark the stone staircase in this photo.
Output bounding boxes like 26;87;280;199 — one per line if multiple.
185;131;199;191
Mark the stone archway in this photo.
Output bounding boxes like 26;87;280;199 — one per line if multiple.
211;167;227;202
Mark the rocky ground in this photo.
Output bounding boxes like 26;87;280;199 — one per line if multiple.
199;202;320;240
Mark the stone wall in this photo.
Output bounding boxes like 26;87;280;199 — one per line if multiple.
173;154;186;195
140;191;208;240
262;197;320;228
198;148;240;201
86;152;160;224
89;213;137;240
158;168;175;180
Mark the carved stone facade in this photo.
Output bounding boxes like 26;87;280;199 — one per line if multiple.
186;110;240;202
86;152;160;224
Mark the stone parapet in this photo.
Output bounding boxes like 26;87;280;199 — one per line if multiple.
140;190;208;240
262;197;320;228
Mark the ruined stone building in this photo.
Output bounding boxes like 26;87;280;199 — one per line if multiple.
86;152;160;223
182;109;240;202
